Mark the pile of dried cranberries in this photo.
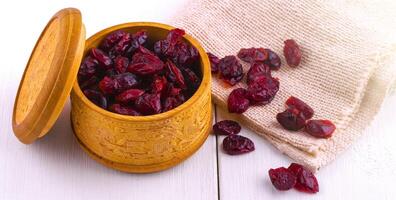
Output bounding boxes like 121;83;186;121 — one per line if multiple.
78;28;201;116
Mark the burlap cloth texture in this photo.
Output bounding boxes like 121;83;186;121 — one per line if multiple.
170;0;396;172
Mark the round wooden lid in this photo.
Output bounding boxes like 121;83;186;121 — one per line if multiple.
12;8;86;144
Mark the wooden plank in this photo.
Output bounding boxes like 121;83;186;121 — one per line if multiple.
216;96;396;199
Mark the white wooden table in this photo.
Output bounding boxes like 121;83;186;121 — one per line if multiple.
1;0;396;199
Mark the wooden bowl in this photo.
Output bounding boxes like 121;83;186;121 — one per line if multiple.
70;22;212;173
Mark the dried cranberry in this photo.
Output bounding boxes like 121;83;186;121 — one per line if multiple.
127;51;164;75
166;60;186;89
264;49;281;70
109;104;141;116
172;41;199;66
268;167;297;191
162;97;183;112
237;47;268;63
114;56;129;74
135;93;162;115
79;76;99;90
305;120;336;138
285;96;314;119
100;30;127;50
228;88;250;113
246;76;279;104
288;163;319;193
91;48;113;69
109;32;132;56
246;63;271;85
125;30;148;56
218;56;244;85
276;108;306;131
283;39;302;67
154;28;185;58
115;89;145;104
78;56;98;82
151;75;168;93
213;120;241;135
207;52;220;73
99;73;139;94
83;89;107;109
222;135;255;155
182;68;201;91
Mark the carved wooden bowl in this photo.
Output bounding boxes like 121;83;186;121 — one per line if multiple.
70;22;212;173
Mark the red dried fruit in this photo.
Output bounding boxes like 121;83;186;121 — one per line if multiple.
135;93;162;115
127;51;164;75
207;52;220;73
78;56;98;82
172;41;199;66
268;167;297;191
162;97;184;112
166;60;186;89
79;76;99;90
218;56;244;85
283;39;302;67
222;135;255;155
237;47;268;63
154;28;185;58
288;163;319;193
114;56;129;74
98;73;139;94
286;96;314;119
228;88;250;113
109;32;132;56
109;104;141;116
125;30;148;56
151;75;168;93
91;48;113;69
115;89;145;104
83;89;107;109
213;120;241;135
246;63;271;85
276;108;306;131
100;30;127;51
265;49;281;70
182;68;201;91
305;120;336;138
246;76;279;104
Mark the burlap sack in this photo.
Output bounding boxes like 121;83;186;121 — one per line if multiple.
170;0;396;172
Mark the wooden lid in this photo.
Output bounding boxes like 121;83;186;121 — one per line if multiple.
12;8;86;144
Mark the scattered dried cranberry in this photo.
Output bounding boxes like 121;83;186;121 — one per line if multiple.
246;63;271;85
246;76;279;105
109;104;141;116
305;120;336;138
218;56;244;85
83;89;107;109
213;120;241;135
207;52;220;73
276;108;306;131
283;39;302;67
228;88;250;113
237;47;268;63
268;167;297;191
264;49;281;70
78;28;201;116
222;135;255;155
115;89;145;104
288;163;319;193
285;96;314;119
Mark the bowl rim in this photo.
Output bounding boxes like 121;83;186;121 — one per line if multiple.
72;22;211;122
